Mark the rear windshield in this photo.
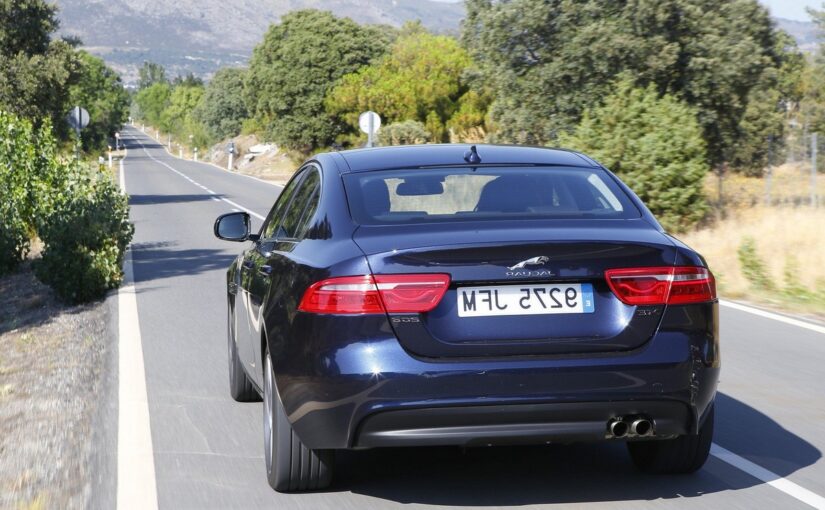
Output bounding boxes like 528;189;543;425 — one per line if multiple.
343;167;641;225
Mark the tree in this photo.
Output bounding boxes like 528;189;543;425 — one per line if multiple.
194;67;249;142
159;84;204;135
138;61;167;90
0;0;58;56
133;82;171;127
244;9;390;152
559;80;709;233
68;51;130;151
463;0;781;173
325;29;480;144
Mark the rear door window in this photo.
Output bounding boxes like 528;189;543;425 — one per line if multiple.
343;167;640;225
277;168;321;240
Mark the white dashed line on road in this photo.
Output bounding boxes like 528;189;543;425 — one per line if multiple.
137;139;265;220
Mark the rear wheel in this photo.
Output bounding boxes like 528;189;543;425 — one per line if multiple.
263;349;334;492
227;301;258;402
628;404;714;474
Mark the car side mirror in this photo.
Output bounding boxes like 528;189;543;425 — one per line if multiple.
214;212;251;242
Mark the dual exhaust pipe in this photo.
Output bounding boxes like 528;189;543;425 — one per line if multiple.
607;417;654;438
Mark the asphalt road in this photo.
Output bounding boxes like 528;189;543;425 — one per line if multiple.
99;126;825;509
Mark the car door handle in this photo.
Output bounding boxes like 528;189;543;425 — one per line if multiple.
258;265;273;277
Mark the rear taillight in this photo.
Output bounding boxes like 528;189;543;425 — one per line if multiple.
298;274;451;314
605;266;716;306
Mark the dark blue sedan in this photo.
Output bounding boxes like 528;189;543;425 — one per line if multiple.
214;144;719;492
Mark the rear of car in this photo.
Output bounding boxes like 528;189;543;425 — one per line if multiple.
280;154;718;464
240;146;719;491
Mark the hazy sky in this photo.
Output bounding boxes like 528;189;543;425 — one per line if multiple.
430;0;823;22
760;0;821;21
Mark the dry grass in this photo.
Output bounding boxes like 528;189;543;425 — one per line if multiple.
682;162;825;316
679;205;825;315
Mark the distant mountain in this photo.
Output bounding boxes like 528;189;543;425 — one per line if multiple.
775;17;820;53
53;1;819;86
53;0;466;85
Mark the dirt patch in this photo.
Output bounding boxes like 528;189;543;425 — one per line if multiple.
0;251;108;509
208;134;298;186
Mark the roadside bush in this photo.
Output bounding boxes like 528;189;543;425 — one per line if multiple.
737;236;774;292
378;120;431;146
559;79;709;233
34;164;133;303
0;111;55;274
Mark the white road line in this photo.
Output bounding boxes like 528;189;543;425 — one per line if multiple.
117;144;159;510
720;300;825;335
136;138;265;220
711;444;825;509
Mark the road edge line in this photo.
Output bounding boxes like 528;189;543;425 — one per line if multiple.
711;444;825;509
719;300;825;335
117;136;159;510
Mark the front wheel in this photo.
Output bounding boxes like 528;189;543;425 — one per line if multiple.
627;404;714;474
263;349;334;492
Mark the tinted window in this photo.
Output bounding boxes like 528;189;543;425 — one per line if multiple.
260;168;306;239
279;169;320;240
343;167;640;225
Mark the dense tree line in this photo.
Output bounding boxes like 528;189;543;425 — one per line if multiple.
0;1;129;152
131;4;823;231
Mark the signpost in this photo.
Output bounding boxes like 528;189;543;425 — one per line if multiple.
115;131;121;150
359;111;381;148
66;106;90;159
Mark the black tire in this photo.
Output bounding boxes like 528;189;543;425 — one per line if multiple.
228;301;259;402
263;349;334;492
628;404;714;474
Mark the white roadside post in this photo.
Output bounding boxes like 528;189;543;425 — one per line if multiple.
227;141;236;171
108;145;113;169
188;134;194;159
167;135;171;147
359;111;381;148
115;131;121;150
179;144;183;158
194;147;198;162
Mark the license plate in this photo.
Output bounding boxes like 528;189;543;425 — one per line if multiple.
457;283;595;317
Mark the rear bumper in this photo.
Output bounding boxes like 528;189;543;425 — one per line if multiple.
268;302;720;449
355;400;692;447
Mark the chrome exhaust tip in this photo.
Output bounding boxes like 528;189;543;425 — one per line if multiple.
608;419;629;438
630;418;653;437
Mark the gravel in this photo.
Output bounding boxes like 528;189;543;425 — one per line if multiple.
0;261;110;509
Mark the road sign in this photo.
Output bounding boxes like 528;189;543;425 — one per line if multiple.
227;142;236;154
359;111;381;148
66;106;90;132
359;111;381;134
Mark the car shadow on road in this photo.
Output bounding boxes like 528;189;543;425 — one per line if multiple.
130;241;235;283
335;391;820;505
130;194;226;205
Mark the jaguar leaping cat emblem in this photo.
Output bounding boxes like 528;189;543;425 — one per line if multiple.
507;256;550;271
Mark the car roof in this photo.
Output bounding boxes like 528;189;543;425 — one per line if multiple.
331;144;599;173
